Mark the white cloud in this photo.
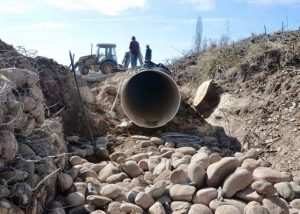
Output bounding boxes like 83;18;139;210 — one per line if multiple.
43;0;147;16
30;22;70;30
180;0;215;11
247;0;300;6
0;0;36;14
0;22;70;32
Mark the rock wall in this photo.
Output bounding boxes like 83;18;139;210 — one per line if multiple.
0;68;68;213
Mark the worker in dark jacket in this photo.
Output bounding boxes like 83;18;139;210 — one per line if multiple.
145;44;152;62
129;36;140;68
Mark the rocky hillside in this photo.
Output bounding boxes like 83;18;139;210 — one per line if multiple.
173;30;300;176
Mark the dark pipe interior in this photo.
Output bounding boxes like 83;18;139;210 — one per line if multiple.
122;70;180;128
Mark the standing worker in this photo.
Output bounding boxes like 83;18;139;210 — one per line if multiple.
145;44;152;62
129;36;140;68
122;51;130;68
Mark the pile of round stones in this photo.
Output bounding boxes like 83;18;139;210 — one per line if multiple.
48;136;300;214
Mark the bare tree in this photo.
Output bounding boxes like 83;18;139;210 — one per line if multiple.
194;16;203;53
209;38;217;49
219;34;230;47
202;37;208;52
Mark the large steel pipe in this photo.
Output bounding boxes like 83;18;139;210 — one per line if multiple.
121;69;181;128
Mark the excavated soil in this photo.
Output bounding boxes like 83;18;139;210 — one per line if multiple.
173;30;300;176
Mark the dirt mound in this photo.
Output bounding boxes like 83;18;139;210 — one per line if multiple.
173;30;300;176
0;39;111;137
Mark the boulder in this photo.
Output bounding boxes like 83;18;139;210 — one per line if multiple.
222;169;253;198
188;204;212;214
145;180;169;199
66;192;85;206
70;156;84;166
175;147;196;155
251;180;277;195
274;182;295;202
90;162;108;173
135;192;155;209
86;195;112;209
100;184;122;199
0;130;18;167
122;161;144;178
241;158;265;172
290;199;300;209
192;187;218;205
209;199;247;212
106;172;128;183
253;167;292;183
237;149;258;164
170;201;191;213
191;152;210;169
74;182;87;195
68;204;94;214
244;205;269;214
262;196;289;214
149;202;166;214
215;205;241;214
154;170;171;183
98;163;120;182
209;153;222;164
120;202;143;213
169;184;196;202
106;201;123;214
110;152;126;162
187;163;206;187
170;169;189;184
236;188;263;203
150;137;165;145
206;157;239;187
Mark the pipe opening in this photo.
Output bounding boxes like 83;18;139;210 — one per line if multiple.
121;70;181;128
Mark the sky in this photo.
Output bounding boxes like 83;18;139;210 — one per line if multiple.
0;0;300;66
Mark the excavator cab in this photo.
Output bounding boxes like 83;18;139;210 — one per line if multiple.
77;43;118;75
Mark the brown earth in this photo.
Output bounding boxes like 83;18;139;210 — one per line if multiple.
172;30;300;176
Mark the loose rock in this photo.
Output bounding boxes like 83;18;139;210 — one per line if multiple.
253;167;292;183
120;202;143;213
222;168;253;198
192;187;218;205
215;205;241;214
100;184;122;199
122;161;144;178
86;195;112;209
171;201;191;213
262;196;289;214
188;204;213;214
170;169;189;184
145;180;169;199
149;202;166;214
134;192;155;209
66;192;85;206
274;182;295;201
206;157;239;187
187;163;206;187
251;180;277;195
169;184;196;202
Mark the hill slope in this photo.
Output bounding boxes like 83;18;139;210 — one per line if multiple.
173;30;300;175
